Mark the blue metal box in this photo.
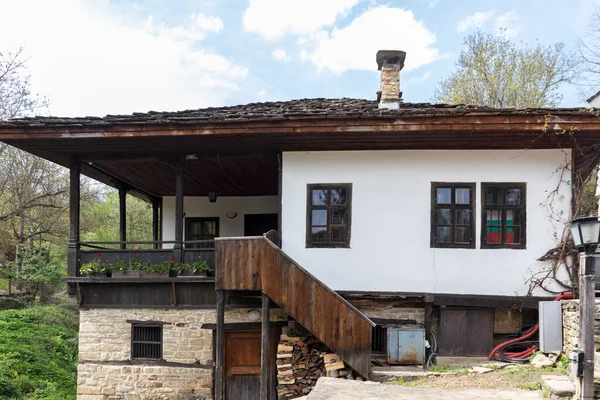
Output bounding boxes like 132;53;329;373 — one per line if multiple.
387;327;426;365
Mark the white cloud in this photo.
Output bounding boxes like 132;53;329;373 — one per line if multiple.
194;13;224;34
495;11;520;38
258;89;267;97
0;0;245;117
456;11;495;33
272;49;291;63
404;71;432;87
243;0;359;40
305;6;439;74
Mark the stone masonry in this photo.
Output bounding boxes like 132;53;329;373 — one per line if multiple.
562;299;600;379
77;307;287;400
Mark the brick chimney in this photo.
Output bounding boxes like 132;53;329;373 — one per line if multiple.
376;50;406;109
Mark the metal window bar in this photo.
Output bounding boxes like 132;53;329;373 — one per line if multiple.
132;325;162;360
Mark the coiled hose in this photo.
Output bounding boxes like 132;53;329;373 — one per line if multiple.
487;292;575;363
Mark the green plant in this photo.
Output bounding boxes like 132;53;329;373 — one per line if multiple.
427;365;454;373
192;258;210;274
113;260;129;272
517;381;542;390
129;259;144;271
173;262;189;274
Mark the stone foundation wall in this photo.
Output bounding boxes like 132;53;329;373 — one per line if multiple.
349;299;424;323
77;307;287;400
562;300;600;378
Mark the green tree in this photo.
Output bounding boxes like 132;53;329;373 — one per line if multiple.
434;30;577;108
578;4;600;100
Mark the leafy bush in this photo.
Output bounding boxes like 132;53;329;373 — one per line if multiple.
0;304;78;399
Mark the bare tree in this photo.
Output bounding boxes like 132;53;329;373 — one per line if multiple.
578;4;600;100
434;30;578;108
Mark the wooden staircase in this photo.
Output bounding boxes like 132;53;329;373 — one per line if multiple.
215;232;374;378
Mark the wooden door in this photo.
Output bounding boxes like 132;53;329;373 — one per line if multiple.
439;308;493;356
224;330;277;400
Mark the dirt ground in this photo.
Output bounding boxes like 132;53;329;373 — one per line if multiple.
390;364;565;392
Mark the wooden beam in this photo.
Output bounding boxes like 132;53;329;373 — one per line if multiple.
215;290;225;400
277;152;282;239
119;186;127;249
261;293;270;400
81;162;159;203
152;198;160;249
580;253;596;399
173;162;184;262
67;159;81;284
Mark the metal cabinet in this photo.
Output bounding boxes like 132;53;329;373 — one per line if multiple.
387;327;426;365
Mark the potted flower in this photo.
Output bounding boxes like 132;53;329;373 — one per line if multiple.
111;259;142;278
80;254;109;277
142;259;170;278
192;259;210;277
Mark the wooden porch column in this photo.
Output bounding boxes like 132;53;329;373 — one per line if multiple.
67;160;81;293
173;162;185;263
119;186;127;249
215;290;225;400
260;293;271;400
152;198;161;249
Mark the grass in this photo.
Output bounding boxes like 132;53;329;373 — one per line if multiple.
389;377;428;387
517;381;542;390
427;365;455;373
0;302;79;399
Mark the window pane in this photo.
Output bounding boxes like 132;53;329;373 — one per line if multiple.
312;210;327;225
330;189;346;205
436;226;451;243
436;209;451;225
486;226;502;244
436;188;451;204
311;227;327;243
506;226;521;244
486;209;502;225
455;227;470;243
506;188;521;205
312;189;328;205
332;209;347;225
486;188;502;205
455;188;470;204
203;221;216;235
331;227;347;243
456;209;471;225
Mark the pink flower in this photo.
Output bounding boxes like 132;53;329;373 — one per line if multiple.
171;257;176;262
96;253;102;258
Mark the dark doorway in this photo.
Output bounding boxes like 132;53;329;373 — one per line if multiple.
244;213;278;236
224;329;277;400
439;308;493;356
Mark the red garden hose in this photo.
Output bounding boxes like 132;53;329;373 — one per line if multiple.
487;292;575;362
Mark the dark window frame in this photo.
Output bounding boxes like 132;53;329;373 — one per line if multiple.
131;324;163;361
430;182;476;249
185;217;219;249
306;183;352;248
481;183;527;249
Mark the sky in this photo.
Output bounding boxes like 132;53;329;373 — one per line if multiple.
0;0;597;117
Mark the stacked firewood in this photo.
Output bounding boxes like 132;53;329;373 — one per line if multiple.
276;322;360;399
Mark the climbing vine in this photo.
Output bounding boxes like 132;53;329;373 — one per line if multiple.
523;111;600;298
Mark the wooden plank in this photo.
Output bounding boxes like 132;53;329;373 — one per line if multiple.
215;290;225;400
261;293;270;400
119;186;127;249
67;159;81;279
173;162;184;263
152;198;160;248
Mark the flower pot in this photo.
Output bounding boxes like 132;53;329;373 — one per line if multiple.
140;271;169;278
178;270;207;277
112;270;141;278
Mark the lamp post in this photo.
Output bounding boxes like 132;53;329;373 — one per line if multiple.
570;216;599;400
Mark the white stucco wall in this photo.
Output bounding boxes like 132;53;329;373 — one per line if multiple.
162;196;278;242
281;149;572;296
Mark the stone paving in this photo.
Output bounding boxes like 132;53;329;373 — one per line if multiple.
301;377;541;400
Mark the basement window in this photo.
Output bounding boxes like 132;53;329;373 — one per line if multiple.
431;183;475;248
371;325;387;354
306;184;352;248
481;183;526;249
131;324;163;360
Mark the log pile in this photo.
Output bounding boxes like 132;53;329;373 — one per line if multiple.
276;321;361;399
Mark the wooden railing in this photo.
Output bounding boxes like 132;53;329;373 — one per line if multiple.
215;234;374;378
77;240;216;276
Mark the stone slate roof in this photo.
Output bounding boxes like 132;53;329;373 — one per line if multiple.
1;98;596;128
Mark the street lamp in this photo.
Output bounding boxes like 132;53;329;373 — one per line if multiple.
570;216;599;400
571;216;600;253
